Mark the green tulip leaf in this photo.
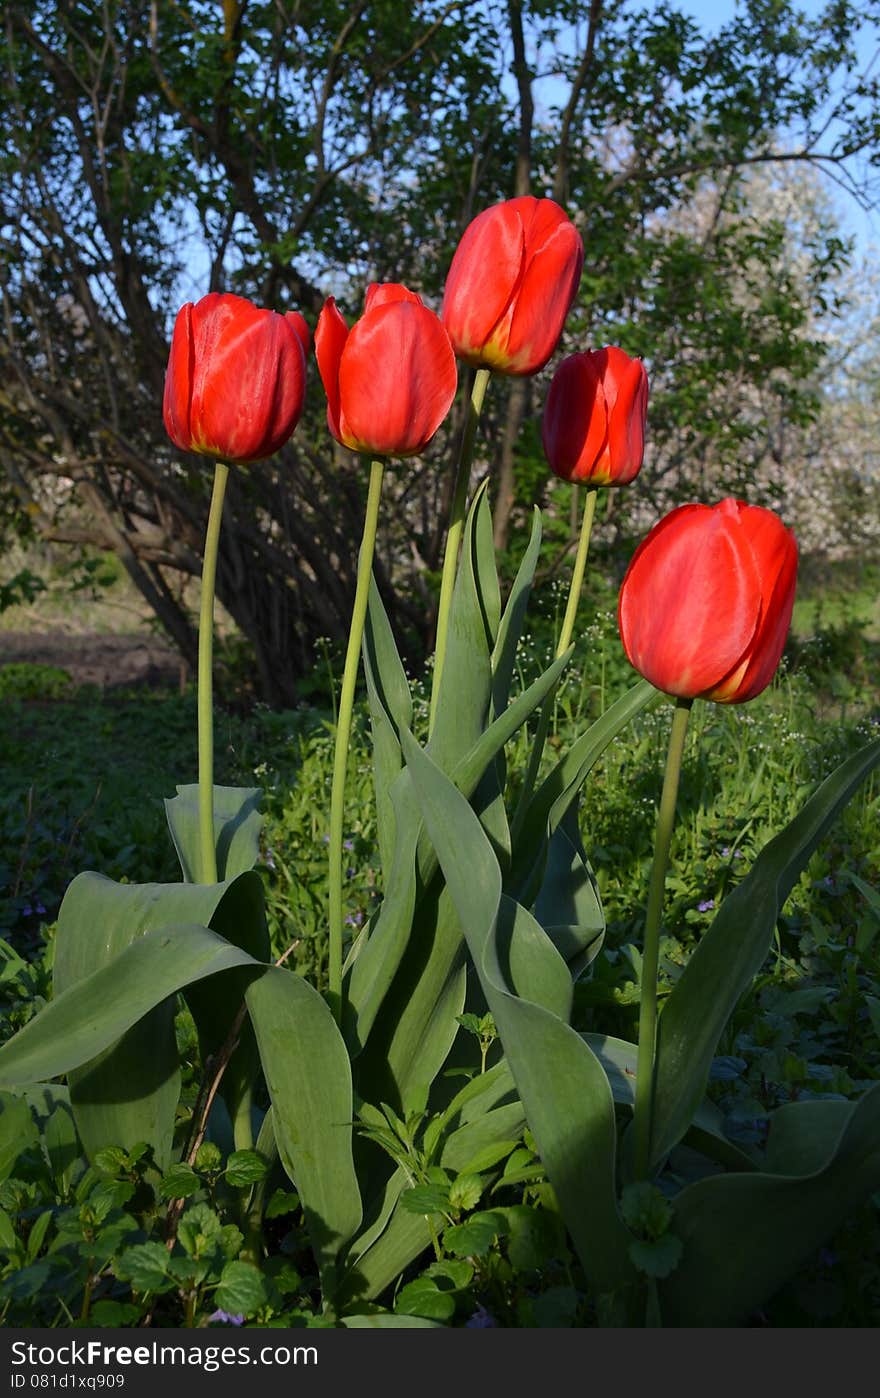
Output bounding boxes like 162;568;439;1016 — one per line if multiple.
352;883;467;1113
427;479;494;777
362;577;413;881
402;728;636;1294
580;1034;756;1173
345;647;572;1056
660;1081;880;1325
651;736;880;1171
532;803;605;974
244;965;362;1298
492;506;542;720
164;784;263;884
0;924;260;1090
473;474;502;649
52;871;267;1166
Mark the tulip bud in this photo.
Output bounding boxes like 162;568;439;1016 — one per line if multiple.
315;283;457;458
618;498;798;703
163;292;308;464
542;347;648;486
441;197;583;376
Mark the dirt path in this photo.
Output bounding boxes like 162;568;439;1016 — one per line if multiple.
0;630;186;690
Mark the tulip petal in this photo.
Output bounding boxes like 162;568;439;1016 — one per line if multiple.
163;302;196;451
315;298;350;444
442;202;526;366
619;502;762;699
604;349;648;487
502;201;584;375
338;300;457;457
187;298;305;461
364;283;424;312
710;507;798;702
541;353;609;483
286;310;311;357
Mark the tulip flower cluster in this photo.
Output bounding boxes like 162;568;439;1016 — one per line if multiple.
162;193;799;722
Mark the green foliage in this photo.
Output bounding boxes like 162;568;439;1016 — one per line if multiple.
0;663;71;701
0;507;878;1328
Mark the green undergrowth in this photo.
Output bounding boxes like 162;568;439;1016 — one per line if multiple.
0;581;877;1327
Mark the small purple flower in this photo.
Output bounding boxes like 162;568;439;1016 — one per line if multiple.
465;1305;497;1328
343;839;354;852
263;850;277;871
698;899;715;913
35;902;46;915
208;1309;245;1326
322;833;330;844
347;866;356;877
720;847;731;858
818;1248;837;1269
345;911;364;927
21;905;32;918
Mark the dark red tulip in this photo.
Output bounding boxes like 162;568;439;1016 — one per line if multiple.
163;293;308;464
542;347;649;486
315;283;457;457
618;498;798;703
441;197;583;376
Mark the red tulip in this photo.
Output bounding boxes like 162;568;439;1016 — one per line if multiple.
163;292;309;464
315;283;457;457
618;498;798;703
542;347;649;486
441;197;584;376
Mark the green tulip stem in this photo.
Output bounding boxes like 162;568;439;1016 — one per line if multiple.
198;460;229;886
328;455;386;1020
429;366;492;735
511;486;599;841
632;695;693;1181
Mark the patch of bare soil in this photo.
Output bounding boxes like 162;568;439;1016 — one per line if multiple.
0;630;187;690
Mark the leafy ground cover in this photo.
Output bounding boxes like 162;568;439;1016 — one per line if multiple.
0;561;877;1327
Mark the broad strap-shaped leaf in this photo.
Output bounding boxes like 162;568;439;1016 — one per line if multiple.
164;784;263;883
532;803;605;974
53;871;267;1166
6;903;360;1308
473;472;501;649
245;966;362;1300
362;577;413;882
427;480;495;777
402;730;636;1294
580;1034;756;1174
343;776;421;1055
345;649;571;1055
0;924;259;1088
651;737;880;1171
352;884;467;1114
512;679;657;908
660;1082;880;1325
491;506;542;719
